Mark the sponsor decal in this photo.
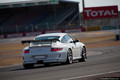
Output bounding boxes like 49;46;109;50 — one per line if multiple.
83;6;118;19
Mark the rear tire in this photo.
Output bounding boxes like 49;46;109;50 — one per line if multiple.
66;49;73;64
23;64;34;69
79;47;87;62
44;63;50;67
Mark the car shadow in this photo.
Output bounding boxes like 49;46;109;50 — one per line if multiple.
10;60;80;71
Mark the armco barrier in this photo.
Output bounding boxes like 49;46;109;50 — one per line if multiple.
0;28;86;39
86;26;101;31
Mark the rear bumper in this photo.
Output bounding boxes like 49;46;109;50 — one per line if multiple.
23;58;66;64
23;52;67;64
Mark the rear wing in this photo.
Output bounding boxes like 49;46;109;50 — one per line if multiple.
21;39;60;44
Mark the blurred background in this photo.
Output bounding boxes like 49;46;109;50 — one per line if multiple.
0;0;119;35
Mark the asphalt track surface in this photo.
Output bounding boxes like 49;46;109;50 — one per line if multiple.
0;30;120;80
0;30;119;44
0;46;120;80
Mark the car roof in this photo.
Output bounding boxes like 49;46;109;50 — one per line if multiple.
36;33;67;38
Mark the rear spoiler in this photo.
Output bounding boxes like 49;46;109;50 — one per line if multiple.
21;39;60;44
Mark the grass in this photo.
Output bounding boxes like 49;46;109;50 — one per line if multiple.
77;35;115;43
0;43;28;55
0;57;22;66
0;43;28;66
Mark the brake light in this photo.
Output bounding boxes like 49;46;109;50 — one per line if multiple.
24;49;29;53
51;48;63;52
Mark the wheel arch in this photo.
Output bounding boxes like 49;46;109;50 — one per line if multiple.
68;48;72;52
83;46;87;53
66;48;73;64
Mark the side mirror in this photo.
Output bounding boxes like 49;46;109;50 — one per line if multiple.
74;39;79;43
70;39;79;43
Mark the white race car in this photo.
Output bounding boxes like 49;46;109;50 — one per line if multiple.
22;33;87;69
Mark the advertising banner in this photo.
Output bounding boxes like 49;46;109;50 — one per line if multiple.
83;6;118;19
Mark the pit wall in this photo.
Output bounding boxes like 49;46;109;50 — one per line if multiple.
101;25;120;30
0;28;86;39
86;26;101;31
1;25;119;39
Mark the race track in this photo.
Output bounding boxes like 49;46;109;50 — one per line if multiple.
0;46;120;80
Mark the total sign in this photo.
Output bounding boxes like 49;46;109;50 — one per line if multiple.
83;6;118;19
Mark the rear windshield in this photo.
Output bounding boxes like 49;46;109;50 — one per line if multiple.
30;36;60;46
35;36;60;41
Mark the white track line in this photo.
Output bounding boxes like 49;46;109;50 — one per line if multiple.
62;70;120;80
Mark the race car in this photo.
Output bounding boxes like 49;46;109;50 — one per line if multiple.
22;33;87;69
